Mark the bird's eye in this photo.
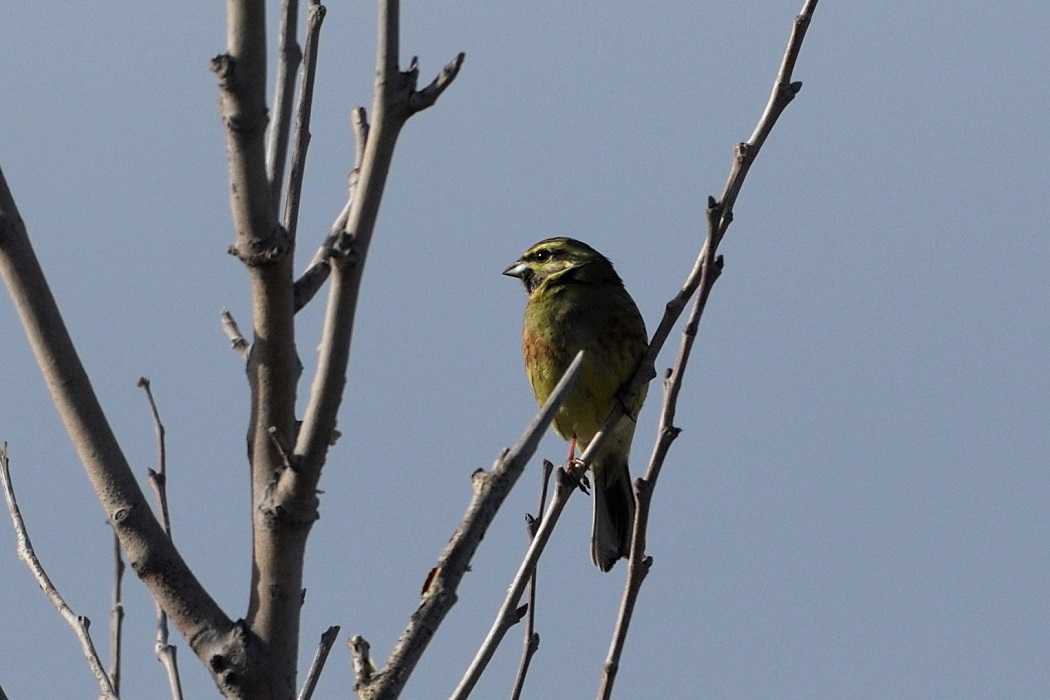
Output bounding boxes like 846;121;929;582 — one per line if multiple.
532;250;551;263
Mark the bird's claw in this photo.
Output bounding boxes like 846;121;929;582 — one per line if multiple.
559;460;591;495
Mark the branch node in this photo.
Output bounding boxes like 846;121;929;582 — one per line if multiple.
228;225;292;267
408;52;466;114
470;468;491;492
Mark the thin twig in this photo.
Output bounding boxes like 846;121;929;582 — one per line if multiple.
267;0;302;216
138;379;184;700
220;307;251;358
452;461;589;700
356;352;583;700
283;1;327;242
293;106;367;313
453;350;668;699
297;625;340;700
509;460;552;700
108;529;124;696
598;3;820;697
0;444;119;700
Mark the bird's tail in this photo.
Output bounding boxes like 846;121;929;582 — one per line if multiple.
590;455;636;572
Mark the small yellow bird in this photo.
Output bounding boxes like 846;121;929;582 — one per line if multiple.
504;237;648;571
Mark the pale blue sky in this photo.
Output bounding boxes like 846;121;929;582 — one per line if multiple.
2;3;1049;698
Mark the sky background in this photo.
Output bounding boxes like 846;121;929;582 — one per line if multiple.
2;2;1049;699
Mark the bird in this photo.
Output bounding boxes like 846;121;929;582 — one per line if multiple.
503;237;649;571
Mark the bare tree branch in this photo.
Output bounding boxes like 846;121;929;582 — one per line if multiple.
268;0;303;217
599;3;821;697
286;0;464;543
0;166;239;691
214;2;308;694
293;106;367;314
297;625;340;700
356;352;583;700
283;1;327;243
451;464;584;700
108;529;125;696
509;460;552;700
138;378;185;700
213;0;285;265
0;444;119;700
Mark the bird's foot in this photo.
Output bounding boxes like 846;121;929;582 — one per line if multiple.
560;459;591;495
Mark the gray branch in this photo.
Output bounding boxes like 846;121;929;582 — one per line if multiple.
599;2;821;697
268;0;303;216
0;165;240;693
0;445;119;700
282;1;327;242
356;352;583;700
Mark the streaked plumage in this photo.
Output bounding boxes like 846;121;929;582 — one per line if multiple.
504;237;648;571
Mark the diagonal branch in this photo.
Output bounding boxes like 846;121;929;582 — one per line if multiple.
599;3;821;697
0;166;240;691
354;352;583;700
450;464;581;700
1;444;118;700
292;105;367;314
297;625;341;700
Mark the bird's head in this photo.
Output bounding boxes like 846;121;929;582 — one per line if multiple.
503;237;621;295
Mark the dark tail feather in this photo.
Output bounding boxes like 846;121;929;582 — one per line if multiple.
590;460;636;572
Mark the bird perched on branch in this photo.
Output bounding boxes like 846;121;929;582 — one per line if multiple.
504;237;649;571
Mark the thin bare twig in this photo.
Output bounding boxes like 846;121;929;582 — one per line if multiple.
283;1;326;243
451;461;586;700
454;346;668;699
509;459;552;700
108;529;125;696
355;352;583;700
0;444;119;700
293;106;367;313
268;0;302;217
297;625;340;700
599;3;820;697
138;378;184;700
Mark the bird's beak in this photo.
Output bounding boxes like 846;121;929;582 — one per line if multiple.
502;260;528;279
